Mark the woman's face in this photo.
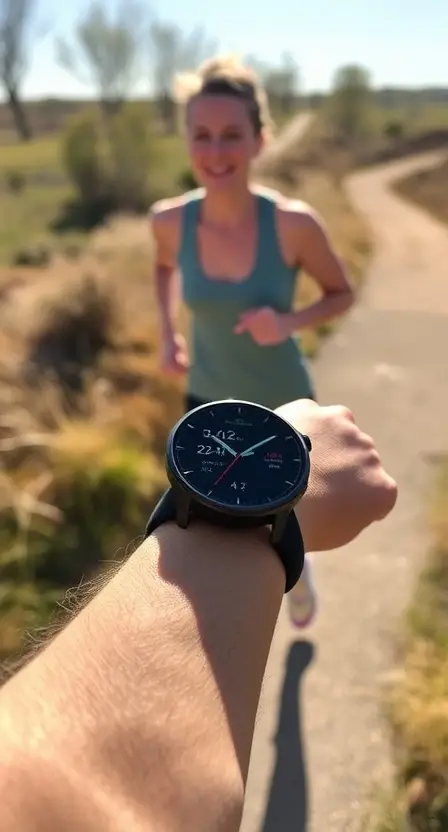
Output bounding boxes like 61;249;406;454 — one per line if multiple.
186;94;263;192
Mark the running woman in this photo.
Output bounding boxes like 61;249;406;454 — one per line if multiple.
150;55;354;627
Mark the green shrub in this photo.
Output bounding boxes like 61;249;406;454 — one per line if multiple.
61;106;155;222
4;169;26;194
62;110;108;206
384;119;405;142
107;103;153;212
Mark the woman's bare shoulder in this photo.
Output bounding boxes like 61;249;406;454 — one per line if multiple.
276;195;323;237
150;188;205;231
254;184;319;225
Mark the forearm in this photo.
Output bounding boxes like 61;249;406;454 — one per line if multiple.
286;287;354;332
0;523;284;832
154;264;180;340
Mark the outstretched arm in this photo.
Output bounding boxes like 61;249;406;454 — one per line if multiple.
1;522;281;832
0;401;397;832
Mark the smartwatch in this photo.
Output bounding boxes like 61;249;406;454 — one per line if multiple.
145;399;311;592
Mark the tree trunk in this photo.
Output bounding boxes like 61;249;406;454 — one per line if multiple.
8;87;33;142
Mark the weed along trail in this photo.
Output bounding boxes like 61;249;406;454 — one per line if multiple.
240;150;448;832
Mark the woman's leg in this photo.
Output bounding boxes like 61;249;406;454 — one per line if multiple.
287;555;317;628
287;393;318;628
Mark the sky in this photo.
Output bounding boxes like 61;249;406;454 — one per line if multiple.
11;0;448;101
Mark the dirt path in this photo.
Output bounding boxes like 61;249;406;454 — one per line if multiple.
256;112;313;163
240;150;448;832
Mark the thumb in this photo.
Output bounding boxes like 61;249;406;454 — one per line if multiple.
234;308;254;335
234;309;259;333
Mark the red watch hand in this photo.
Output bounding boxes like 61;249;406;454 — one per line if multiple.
213;453;242;486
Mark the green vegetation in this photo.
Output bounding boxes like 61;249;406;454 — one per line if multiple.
0;116;188;265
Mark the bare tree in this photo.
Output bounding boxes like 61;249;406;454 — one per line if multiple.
56;0;146;115
0;0;39;141
266;51;300;116
149;21;217;133
244;55;271;84
245;51;300;119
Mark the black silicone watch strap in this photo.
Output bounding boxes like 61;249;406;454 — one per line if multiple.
145;488;305;593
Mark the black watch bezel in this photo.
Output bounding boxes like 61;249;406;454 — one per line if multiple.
165;399;311;522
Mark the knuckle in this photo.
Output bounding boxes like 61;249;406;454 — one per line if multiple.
328;404;355;424
339;405;356;423
381;476;398;511
371;474;398;517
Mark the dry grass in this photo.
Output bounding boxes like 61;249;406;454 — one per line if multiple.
367;463;448;832
393;155;448;226
0;117;371;661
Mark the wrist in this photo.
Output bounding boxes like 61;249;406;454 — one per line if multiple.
161;327;175;345
281;310;301;337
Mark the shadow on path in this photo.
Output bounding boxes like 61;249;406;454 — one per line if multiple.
260;640;315;832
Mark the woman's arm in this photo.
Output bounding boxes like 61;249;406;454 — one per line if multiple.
284;207;355;333
150;200;189;375
150;200;182;343
234;206;355;345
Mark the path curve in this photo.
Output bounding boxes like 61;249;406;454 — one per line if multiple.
256;112;313;165
240;149;448;832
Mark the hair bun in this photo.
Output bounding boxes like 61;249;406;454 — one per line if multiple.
173;52;274;140
173;71;202;104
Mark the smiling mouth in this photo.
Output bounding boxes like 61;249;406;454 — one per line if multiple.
203;165;236;178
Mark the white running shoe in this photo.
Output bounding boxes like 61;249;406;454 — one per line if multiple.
287;554;317;629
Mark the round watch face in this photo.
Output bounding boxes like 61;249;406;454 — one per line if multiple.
167;399;310;515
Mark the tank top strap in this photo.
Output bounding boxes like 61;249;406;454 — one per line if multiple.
255;193;289;274
179;189;204;267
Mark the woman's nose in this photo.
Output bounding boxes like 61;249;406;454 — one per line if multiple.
205;138;226;161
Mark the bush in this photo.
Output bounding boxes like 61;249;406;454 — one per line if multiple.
11;243;52;268
4;169;26;194
384;119;405;142
62;110;108;207
61;106;155;223
25;273;118;393
107;104;153;212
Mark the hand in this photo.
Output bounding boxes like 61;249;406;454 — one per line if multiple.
276;399;398;552
160;333;189;376
234;307;291;346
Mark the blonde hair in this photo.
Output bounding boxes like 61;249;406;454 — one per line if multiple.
174;54;274;139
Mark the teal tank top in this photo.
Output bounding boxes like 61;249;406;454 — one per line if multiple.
178;189;314;410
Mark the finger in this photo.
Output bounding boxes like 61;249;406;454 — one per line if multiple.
238;308;263;325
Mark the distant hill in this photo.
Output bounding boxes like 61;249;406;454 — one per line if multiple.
307;87;448;109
